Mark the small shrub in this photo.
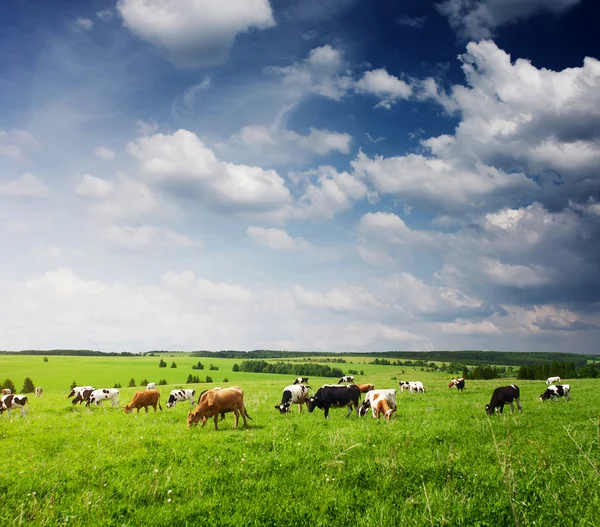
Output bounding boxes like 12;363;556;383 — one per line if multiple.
70;380;78;390
21;377;35;394
223;378;229;383
113;383;122;389
158;359;167;368
360;370;364;375
2;379;16;393
128;378;136;387
140;378;148;387
158;379;168;386
205;375;213;383
209;364;219;371
43;357;49;363
192;361;205;370
170;361;177;369
232;364;240;372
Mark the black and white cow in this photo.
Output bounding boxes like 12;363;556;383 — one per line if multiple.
338;376;355;383
166;389;196;408
307;384;361;418
0;394;28;416
540;384;571;402
486;385;522;415
68;386;96;405
87;388;120;407
293;377;309;385
399;381;425;393
275;384;310;414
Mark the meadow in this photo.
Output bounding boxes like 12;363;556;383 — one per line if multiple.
1;355;599;526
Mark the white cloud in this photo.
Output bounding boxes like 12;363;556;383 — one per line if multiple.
94;146;116;161
74;17;94;31
127;129;292;215
247;226;313;252
396;15;427;28
355;69;412;109
0;129;38;160
96;9;114;22
0;173;49;198
438;0;580;39
117;0;275;68
440;319;500;334
483;258;553;287
136;120;159;136
292;284;383;313
101;224;196;250
75;174;115;199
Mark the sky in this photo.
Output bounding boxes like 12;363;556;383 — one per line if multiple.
1;0;600;353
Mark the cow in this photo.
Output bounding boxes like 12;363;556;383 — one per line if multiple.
275;384;310;414
449;378;466;391
147;382;156;390
540;384;571;402
35;387;43;397
486;385;522;415
399;381;425;393
293;377;308;385
87;388;120;407
1;389;11;395
123;390;162;414
187;387;251;430
546;376;561;385
358;389;397;420
68;386;96;405
356;383;374;393
338;376;355;383
307;384;361;419
0;394;28;417
167;389;196;408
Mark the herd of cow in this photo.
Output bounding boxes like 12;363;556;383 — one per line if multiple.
0;375;573;426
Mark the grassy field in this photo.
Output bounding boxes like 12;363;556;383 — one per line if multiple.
1;355;599;526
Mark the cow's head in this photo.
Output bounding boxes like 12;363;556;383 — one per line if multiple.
307;396;318;413
187;411;202;427
358;400;371;417
123;405;133;414
485;404;494;415
275;402;291;414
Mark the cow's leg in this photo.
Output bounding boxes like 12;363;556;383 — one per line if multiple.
214;415;219;431
498;403;504;414
298;403;302;413
509;401;515;413
145;406;149;413
516;398;523;412
233;408;240;428
346;405;352;418
323;407;329;419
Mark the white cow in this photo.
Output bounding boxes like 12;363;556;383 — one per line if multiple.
87;388;120;407
546;376;561;385
399;381;425;393
358;389;397;419
166;389;196;408
275;384;311;414
338;376;355;383
147;382;156;390
1;388;11;395
0;394;28;416
35;387;43;397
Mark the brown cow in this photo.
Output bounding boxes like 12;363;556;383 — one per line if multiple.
374;395;395;421
356;383;374;393
187;386;251;430
123;389;162;414
1;389;11;396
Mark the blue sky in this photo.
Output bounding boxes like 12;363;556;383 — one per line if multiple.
1;0;600;353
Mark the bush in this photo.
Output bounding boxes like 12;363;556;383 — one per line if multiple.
232;363;240;372
205;375;213;383
128;378;136;387
140;378;148;386
223;378;229;383
2;379;16;393
192;361;205;370
187;374;201;383
170;361;177;369
43;357;48;363
209;364;219;371
158;359;167;368
158;379;168;386
113;383;122;389
70;380;78;390
21;377;35;394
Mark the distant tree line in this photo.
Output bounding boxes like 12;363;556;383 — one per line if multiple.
516;361;598;380
235;360;344;378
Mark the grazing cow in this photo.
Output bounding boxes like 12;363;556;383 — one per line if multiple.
307;384;361;419
167;389;196;408
356;383;374;393
275;384;310;414
123;390;162;414
187;387;251;430
147;382;156;390
1;389;11;395
87;388;120;407
293;377;309;385
399;381;425;393
0;394;28;416
486;385;522;415
540;384;571;402
358;389;397;420
338;376;355;383
68;386;96;405
449;378;466;391
546;376;561;385
35;387;43;397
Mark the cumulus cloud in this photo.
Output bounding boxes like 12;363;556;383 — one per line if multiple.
94;146;116;161
101;224;197;250
117;0;275;68
96;9;114;22
74;17;94;31
292;284;383;313
355;69;412;109
247;226;313;252
0;173;49;197
438;0;580;39
0;129;38;160
75;174;115;199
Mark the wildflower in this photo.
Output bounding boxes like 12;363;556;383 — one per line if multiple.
167;498;172;503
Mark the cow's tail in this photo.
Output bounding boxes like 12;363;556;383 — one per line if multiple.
242;404;252;420
158;398;163;411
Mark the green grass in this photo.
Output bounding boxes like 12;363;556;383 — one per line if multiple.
1;356;599;526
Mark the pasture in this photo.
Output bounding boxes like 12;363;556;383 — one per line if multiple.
1;355;599;526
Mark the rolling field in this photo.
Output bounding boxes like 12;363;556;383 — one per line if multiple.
1;355;599;526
